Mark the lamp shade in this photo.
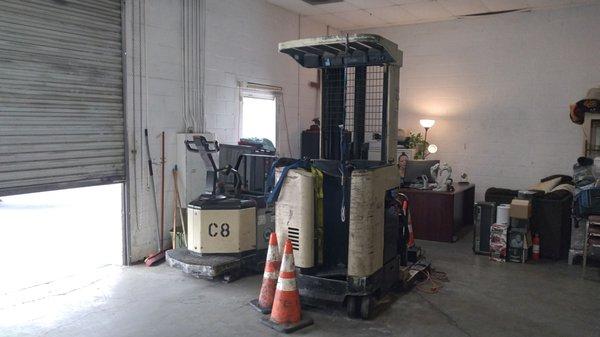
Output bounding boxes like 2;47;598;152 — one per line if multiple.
427;144;438;154
420;119;435;128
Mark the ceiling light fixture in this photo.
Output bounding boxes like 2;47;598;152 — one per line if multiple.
301;0;343;5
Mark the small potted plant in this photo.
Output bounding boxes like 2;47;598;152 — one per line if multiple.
407;131;428;159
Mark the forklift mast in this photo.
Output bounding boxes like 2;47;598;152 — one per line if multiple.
279;34;402;163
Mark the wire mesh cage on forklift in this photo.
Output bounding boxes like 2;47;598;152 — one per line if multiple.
321;65;387;160
344;66;385;136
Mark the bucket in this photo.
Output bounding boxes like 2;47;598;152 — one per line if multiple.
169;216;187;249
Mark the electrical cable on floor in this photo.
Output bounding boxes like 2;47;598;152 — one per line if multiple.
413;248;449;295
415;268;449;295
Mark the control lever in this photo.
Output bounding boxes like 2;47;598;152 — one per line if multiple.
184;136;242;197
184;136;219;153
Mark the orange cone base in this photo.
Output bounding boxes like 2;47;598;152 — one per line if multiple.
260;314;313;333
249;299;271;314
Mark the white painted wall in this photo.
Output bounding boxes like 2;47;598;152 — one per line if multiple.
352;4;600;200
203;0;299;156
124;0;187;262
203;0;335;158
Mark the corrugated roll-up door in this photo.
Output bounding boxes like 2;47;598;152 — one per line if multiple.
0;0;124;196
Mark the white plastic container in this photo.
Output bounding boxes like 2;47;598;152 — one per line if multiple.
496;204;511;225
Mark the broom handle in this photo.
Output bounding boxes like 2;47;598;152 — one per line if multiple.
160;131;165;251
173;165;187;245
171;167;178;250
144;129;161;252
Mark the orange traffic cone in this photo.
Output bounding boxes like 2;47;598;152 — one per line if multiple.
250;232;281;314
261;239;313;333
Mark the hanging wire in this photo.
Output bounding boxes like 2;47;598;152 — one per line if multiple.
338;33;351;222
278;92;293;157
415;268;449;294
181;0;204;132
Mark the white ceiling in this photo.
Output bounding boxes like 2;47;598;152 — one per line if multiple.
267;0;598;30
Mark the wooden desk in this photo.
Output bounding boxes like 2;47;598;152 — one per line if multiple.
399;183;475;243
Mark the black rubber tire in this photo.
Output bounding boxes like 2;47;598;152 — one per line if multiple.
360;296;373;320
346;296;360;318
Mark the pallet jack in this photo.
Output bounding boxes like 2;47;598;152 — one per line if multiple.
166;136;274;282
275;34;430;319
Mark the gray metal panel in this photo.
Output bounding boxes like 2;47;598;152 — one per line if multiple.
0;0;124;196
279;34;403;68
385;65;400;164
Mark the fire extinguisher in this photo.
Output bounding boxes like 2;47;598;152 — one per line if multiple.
532;233;540;261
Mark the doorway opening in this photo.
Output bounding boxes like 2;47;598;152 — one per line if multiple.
0;184;123;293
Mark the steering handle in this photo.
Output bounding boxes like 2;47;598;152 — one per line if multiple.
184;140;199;152
184;136;220;153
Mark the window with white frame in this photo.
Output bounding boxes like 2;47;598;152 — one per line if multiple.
240;88;277;147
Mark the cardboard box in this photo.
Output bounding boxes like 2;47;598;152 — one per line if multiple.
489;223;508;262
490;223;508;245
490;243;506;262
510;199;532;219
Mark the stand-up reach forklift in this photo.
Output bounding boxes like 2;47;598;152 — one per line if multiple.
275;34;429;319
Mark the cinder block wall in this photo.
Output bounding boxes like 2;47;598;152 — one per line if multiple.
124;0;187;262
203;0;333;158
353;4;600;200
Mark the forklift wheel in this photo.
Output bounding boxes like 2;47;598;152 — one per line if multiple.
222;270;241;283
346;296;360;318
359;296;373;320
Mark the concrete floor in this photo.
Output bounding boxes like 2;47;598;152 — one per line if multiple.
0;185;123;293
2;237;599;337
